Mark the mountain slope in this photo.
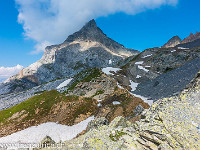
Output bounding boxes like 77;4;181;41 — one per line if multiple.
1;20;138;95
63;70;200;149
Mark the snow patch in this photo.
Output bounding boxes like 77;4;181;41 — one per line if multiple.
135;61;144;65
130;80;139;91
109;59;112;64
102;67;121;75
0;116;94;144
138;65;149;72
136;75;141;79
97;99;102;102
113;101;121;105
56;78;73;89
131;93;153;106
178;47;189;50
171;50;176;53
97;103;102;107
142;54;152;58
117;82;124;89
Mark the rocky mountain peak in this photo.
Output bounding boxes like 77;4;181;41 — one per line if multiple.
162;35;182;48
64;19;105;43
81;19;98;30
181;31;200;44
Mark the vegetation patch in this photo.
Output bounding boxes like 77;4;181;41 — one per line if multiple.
92;90;105;97
0;90;97;127
109;130;128;141
65;68;102;93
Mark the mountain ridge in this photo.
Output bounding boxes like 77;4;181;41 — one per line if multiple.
1;19;139;94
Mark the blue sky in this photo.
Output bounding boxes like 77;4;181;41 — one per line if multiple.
0;0;200;80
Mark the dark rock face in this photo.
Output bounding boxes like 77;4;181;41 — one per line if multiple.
133;57;200;101
177;38;200;48
162;35;182;48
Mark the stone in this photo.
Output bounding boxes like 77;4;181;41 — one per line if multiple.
86;117;109;131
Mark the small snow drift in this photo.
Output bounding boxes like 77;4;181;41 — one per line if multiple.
117;82;124;89
138;65;149;72
112;101;121;105
130;80;139;91
56;78;73;89
102;67;121;75
0;116;94;146
171;50;176;53
135;61;144;65
142;54;152;58
136;75;141;79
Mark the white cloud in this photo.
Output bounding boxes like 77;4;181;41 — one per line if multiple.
15;0;178;54
0;65;23;80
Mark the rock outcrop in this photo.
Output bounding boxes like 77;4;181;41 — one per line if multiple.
162;35;181;48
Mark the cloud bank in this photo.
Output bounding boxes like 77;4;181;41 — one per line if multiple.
0;65;23;81
15;0;178;54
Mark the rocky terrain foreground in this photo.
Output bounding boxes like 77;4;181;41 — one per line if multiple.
61;71;200;150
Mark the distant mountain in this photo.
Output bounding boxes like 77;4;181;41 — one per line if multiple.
181;31;200;44
1;19;139;94
162;31;200;48
162;36;181;48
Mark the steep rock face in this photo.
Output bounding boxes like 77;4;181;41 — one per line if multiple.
162;35;181;48
134;57;200;101
116;47;200;101
3;20;138;94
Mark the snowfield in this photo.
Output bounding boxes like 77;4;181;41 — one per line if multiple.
56;78;73;89
0;116;94;145
102;67;121;75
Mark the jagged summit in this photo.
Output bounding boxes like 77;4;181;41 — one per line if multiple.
162;35;181;48
64;19;104;43
181;31;200;44
64;19;133;51
162;31;200;48
82;19;98;30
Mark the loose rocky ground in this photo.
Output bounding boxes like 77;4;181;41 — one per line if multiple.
60;71;200;150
